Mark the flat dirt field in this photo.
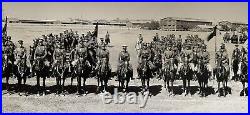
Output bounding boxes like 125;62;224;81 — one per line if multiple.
2;23;248;112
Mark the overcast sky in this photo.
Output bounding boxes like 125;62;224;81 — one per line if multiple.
2;2;248;23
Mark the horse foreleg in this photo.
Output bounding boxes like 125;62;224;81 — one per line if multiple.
218;82;221;97
171;80;174;95
147;79;150;92
187;80;191;95
223;80;226;97
36;75;40;95
83;77;86;94
42;77;46;96
183;79;187;95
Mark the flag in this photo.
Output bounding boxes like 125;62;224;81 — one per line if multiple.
2;16;7;36
92;22;98;38
207;25;217;41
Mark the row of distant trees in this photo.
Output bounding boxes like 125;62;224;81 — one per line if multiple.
141;21;160;30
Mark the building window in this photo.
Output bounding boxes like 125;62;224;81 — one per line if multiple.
168;25;171;26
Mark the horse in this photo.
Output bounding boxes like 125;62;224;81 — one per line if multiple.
33;58;50;96
179;59;193;96
162;58;176;96
137;59;152;93
152;50;162;78
213;60;229;97
74;58;91;95
14;58;30;96
232;58;240;81
2;53;13;94
238;61;248;96
97;58;111;93
52;59;65;95
117;61;133;92
196;59;210;97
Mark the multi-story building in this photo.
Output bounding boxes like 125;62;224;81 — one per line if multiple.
160;17;212;31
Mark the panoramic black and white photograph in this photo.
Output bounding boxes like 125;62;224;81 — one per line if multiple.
2;2;248;112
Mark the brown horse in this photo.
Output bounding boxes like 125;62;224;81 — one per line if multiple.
117;61;133;92
238;61;248;96
162;58;176;96
97;59;111;93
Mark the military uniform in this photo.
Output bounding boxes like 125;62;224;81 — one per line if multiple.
117;46;133;79
138;44;154;70
96;46;111;72
34;39;48;68
52;43;65;69
216;46;229;72
14;43;27;67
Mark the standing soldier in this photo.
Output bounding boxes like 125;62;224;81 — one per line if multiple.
105;31;110;44
117;45;133;80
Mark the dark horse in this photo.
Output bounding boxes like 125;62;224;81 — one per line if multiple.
232;58;240;81
52;60;65;95
2;53;13;94
14;58;30;96
239;61;248;96
117;61;133;92
137;59;153;93
196;60;210;97
179;59;193;96
162;58;176;96
213;60;229;97
74;58;91;95
33;58;50;96
97;58;111;93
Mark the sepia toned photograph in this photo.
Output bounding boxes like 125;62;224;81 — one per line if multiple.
2;2;248;112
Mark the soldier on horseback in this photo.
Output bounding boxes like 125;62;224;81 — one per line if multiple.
52;41;65;95
96;44;111;92
231;44;241;81
135;34;143;54
73;39;90;94
116;45;133;91
34;38;48;96
117;45;133;80
14;40;29;95
215;43;230;97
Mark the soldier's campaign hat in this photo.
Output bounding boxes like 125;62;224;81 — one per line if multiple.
122;45;128;47
235;44;239;47
18;40;24;44
100;38;104;40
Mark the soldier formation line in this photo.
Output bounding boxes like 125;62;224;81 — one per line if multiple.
2;26;248;97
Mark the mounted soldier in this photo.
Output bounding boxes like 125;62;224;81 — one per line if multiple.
135;34;143;54
162;43;177;95
96;44;111;93
52;41;65;95
14;40;29;95
117;45;133;92
73;39;91;94
34;38;48;96
215;43;230;97
231;44;241;81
